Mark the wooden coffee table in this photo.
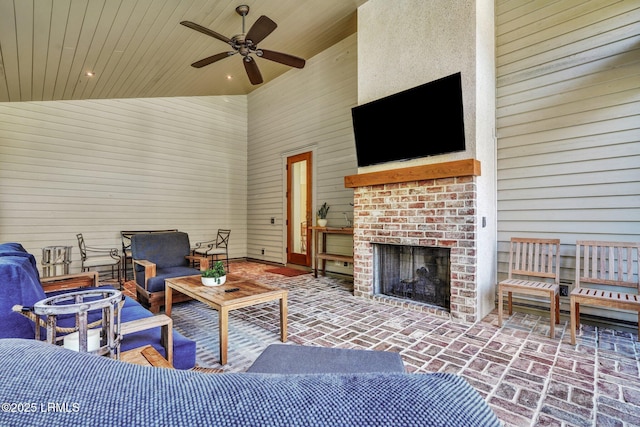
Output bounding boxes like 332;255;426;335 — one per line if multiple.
164;274;288;365
120;345;173;369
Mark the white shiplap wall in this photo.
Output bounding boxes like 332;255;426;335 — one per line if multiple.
0;96;247;273
247;34;358;271
496;0;640;319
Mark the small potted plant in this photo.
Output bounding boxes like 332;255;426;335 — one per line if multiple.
317;202;330;227
201;261;226;286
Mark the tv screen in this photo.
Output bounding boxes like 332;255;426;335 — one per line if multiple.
351;72;466;167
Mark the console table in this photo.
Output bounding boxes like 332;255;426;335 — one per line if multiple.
310;226;354;278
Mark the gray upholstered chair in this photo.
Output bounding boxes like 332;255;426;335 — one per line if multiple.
76;233;121;285
120;230;178;282
131;231;207;313
192;229;231;272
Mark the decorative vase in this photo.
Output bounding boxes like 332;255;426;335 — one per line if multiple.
317;219;328;227
202;275;226;286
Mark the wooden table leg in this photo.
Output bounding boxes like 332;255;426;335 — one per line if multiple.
160;320;173;365
321;232;327;276
280;295;288;342
549;290;555;338
497;284;503;327
313;229;319;278
165;287;173;317
219;307;228;365
570;296;577;345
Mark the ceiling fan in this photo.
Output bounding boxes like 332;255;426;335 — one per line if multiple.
180;5;306;85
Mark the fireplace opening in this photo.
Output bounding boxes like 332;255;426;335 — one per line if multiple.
373;244;451;311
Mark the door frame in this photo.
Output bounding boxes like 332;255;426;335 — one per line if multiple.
282;146;316;266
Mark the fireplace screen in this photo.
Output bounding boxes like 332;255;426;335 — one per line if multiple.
373;244;451;310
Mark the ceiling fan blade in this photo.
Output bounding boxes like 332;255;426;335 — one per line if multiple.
191;52;235;68
245;15;277;45
243;57;263;85
259;49;306;69
180;21;232;45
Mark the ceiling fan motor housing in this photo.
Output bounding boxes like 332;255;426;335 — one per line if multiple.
232;34;263;59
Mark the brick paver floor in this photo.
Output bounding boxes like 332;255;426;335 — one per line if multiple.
124;260;640;426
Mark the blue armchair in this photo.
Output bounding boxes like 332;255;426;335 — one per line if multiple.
131;231;208;313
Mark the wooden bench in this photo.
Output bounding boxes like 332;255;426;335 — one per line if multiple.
40;271;99;292
570;240;640;345
498;237;561;337
120;345;173;368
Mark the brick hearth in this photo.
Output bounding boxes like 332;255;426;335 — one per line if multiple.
346;160;482;323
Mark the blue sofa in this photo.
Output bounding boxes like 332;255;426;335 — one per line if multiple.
0;242;196;369
0;338;501;426
131;231;206;313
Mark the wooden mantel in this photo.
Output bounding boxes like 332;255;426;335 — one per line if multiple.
344;159;481;188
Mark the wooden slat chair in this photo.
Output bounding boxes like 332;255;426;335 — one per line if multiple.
498;237;561;337
570;241;640;345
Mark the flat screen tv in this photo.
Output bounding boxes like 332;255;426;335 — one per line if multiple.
351;72;466;167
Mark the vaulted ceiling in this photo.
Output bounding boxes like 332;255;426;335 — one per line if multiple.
0;0;366;102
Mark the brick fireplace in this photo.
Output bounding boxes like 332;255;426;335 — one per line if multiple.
345;159;482;323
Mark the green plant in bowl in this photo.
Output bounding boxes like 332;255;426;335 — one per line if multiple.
317;202;330;226
317;202;330;219
201;261;226;286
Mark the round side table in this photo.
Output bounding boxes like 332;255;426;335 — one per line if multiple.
33;289;122;359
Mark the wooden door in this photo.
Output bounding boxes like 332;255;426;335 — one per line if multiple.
286;152;312;266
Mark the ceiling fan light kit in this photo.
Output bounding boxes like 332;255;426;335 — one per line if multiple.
181;4;306;85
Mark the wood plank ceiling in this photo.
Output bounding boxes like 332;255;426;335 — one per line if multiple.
0;0;365;102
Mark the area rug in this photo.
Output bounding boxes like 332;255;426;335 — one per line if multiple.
170;299;283;371
264;267;310;277
190;366;224;374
